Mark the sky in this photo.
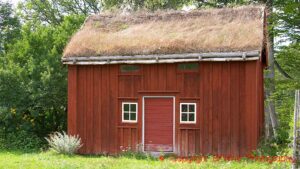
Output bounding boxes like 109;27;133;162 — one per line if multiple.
4;0;21;7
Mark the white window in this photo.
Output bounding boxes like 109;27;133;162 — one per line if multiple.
180;103;196;124
122;102;138;123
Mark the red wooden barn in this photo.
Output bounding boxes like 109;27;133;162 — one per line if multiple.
62;6;268;157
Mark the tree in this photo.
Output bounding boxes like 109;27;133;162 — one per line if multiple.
100;0;191;10
264;0;300;143
0;15;85;137
19;0;100;25
0;2;21;54
273;0;300;43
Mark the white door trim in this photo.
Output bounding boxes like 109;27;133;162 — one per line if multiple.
142;96;176;153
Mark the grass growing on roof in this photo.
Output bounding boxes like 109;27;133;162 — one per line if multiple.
63;5;265;58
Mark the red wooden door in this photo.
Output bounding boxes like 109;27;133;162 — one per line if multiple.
144;98;174;152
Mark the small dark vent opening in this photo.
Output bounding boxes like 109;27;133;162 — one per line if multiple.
178;63;199;71
120;65;140;73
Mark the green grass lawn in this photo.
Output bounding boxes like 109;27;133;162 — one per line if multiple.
0;150;292;169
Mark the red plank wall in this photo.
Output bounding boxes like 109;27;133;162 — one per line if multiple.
67;61;264;156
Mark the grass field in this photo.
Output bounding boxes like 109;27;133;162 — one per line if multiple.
0;150;292;169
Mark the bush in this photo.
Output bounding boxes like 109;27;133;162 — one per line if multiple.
119;150;154;160
118;145;155;160
45;131;82;155
255;130;291;156
0;130;44;152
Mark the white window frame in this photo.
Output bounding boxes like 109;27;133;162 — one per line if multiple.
122;102;138;123
180;103;196;124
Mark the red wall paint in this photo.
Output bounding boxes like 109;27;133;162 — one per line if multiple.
67;61;264;156
144;98;174;152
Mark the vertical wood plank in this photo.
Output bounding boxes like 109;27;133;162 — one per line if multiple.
86;66;94;153
185;130;188;156
195;130;200;154
132;128;137;151
188;130;195;156
92;66;100;152
221;63;231;156
110;65;118;153
68;66;77;135
158;64;167;90
184;73;199;97
143;65;150;90
150;64;159;90
77;66;87;153
120;128;124;150
212;63;221;155
230;62;240;157
202;62;213;154
239;63;246;156
101;65;109;153
258;60;264;143
245;61;258;153
199;63;204;154
166;64;177;90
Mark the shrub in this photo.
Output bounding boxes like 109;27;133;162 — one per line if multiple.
255;131;291;157
119;145;155;160
45;131;82;155
0;130;44;152
119;150;153;160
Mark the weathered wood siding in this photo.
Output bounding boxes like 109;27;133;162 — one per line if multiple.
144;98;174;152
67;61;264;156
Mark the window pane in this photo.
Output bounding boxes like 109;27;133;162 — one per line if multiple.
181;113;188;121
189;113;195;122
124;113;130;120
189;104;195;112
130;113;136;121
121;65;140;72
130;104;136;112
124;104;129;111
178;63;199;71
181;104;188;112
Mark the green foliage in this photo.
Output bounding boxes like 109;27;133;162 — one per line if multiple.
192;0;263;8
256;130;291;156
119;150;156;160
0;150;292;169
100;0;190;10
262;0;300;155
0;2;21;54
100;0;266;10
0;15;85;139
119;150;149;160
0;130;43;152
45;131;82;155
276;43;300;81
272;0;300;43
19;0;100;25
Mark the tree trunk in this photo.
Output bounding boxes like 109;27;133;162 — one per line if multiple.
264;98;273;139
265;0;279;138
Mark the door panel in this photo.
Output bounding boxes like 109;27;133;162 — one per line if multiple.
144;98;174;152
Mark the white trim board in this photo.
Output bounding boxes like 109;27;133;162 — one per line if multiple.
62;50;261;65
